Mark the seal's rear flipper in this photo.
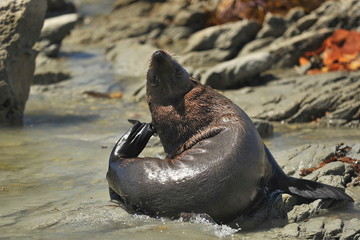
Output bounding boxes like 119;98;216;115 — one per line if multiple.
282;177;354;202
264;145;354;202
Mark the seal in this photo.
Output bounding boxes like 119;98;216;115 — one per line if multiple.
106;50;353;224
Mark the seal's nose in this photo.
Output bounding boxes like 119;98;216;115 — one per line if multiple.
152;50;166;62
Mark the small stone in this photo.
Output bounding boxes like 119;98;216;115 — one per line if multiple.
253;119;274;138
340;218;360;240
318;162;346;176
323;218;343;240
300;217;325;240
282;223;299;237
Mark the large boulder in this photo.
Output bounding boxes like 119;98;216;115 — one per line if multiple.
0;0;47;126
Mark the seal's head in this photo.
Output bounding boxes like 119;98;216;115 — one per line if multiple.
146;50;196;103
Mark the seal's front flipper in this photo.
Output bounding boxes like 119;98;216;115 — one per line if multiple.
264;145;353;202
111;120;155;159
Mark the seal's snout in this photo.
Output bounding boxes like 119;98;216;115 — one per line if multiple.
152;50;168;63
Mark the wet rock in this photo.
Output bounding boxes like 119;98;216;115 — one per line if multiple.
202;51;273;89
186;20;260;55
300;217;325;240
38;13;79;57
256;13;287;39
0;0;47;126
323;218;343;240
282;222;300;238
341;218;360;240
253;119;273;138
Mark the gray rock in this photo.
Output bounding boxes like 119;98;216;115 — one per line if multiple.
38;13;79;57
283;14;318;38
318;162;346;176
316;175;345;189
202;51;273;89
241;70;360;124
239;37;274;56
40;13;79;43
323;218;343;240
282;223;299;238
300;217;325;240
256;13;287;39
287;199;329;223
253;118;273;138
179;49;232;69
269;28;334;69
160;26;193;41
340;218;360;240
0;0;47;126
186;20;260;54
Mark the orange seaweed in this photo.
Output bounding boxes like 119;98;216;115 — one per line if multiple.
300;29;360;74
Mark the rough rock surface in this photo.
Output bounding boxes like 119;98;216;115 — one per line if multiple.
274;143;360;239
0;0;47;126
224;70;360;125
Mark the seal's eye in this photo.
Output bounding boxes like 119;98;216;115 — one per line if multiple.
175;67;182;77
150;75;159;87
148;71;159;87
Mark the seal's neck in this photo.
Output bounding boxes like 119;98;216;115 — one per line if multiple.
148;84;216;156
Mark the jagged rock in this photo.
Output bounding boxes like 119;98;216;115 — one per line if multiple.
287;199;332;223
240;71;360;124
0;0;47;126
202;51;273;89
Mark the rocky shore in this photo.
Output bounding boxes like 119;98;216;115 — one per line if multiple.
0;0;359;239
